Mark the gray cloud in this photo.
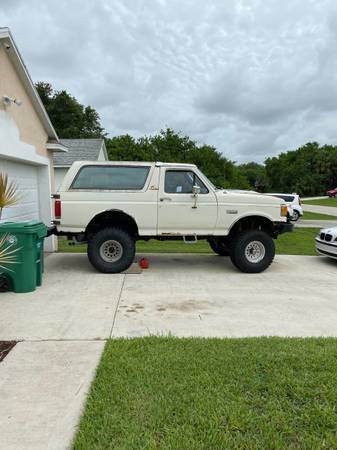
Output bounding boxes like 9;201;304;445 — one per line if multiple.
2;0;337;162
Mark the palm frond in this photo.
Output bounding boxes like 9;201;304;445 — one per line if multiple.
0;172;21;213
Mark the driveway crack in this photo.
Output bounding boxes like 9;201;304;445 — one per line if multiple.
109;274;126;338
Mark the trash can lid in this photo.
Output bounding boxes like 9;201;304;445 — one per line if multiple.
0;220;47;237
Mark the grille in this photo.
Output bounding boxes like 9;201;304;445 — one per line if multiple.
320;232;333;242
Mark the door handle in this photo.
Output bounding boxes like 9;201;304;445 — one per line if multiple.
159;197;172;202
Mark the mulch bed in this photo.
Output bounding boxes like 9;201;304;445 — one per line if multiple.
0;341;17;362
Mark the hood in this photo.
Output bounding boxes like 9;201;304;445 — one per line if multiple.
218;190;284;205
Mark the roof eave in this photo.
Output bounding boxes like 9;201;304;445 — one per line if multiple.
46;142;68;153
0;27;59;141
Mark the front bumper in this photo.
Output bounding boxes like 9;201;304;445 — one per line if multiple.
274;221;294;236
315;238;337;259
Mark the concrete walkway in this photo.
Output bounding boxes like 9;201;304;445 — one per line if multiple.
296;219;337;228
1;252;337;449
303;203;337;215
302;196;329;201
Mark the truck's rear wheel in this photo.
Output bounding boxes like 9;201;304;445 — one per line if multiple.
208;238;230;256
230;230;275;273
87;227;135;273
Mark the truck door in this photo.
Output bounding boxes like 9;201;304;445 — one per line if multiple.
157;168;218;235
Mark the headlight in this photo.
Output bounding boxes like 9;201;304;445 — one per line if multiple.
281;205;288;217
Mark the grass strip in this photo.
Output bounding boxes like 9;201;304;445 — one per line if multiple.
74;337;337;450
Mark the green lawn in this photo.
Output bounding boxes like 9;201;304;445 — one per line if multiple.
303;198;337;207
302;211;337;220
74;337;337;450
58;227;319;256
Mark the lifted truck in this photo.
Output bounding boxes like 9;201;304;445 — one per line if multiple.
50;161;292;273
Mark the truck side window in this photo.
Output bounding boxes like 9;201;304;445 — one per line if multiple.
165;170;209;194
71;166;150;190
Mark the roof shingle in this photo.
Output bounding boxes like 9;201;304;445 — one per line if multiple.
53;139;105;166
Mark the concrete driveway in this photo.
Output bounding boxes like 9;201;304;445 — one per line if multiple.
1;251;337;449
113;253;337;338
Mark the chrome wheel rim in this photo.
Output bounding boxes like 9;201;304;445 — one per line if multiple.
99;240;123;263
292;211;299;221
244;240;265;264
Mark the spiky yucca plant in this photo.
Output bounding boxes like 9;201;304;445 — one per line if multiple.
0;233;21;272
0;172;21;220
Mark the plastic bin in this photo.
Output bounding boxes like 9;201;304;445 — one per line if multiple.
0;220;47;293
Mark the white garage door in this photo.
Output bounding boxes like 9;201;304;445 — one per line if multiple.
0;158;40;221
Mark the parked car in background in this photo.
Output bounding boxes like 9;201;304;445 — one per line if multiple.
327;187;337;198
315;227;337;260
265;193;303;221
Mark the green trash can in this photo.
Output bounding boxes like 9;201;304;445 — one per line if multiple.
0;220;47;293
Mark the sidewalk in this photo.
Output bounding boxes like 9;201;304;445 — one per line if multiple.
303;204;337;216
296;219;337;228
1;341;104;450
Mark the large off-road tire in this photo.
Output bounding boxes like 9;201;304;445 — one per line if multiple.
229;230;275;273
208;238;230;256
87;227;135;273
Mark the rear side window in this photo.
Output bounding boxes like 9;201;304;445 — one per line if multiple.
274;195;295;202
71;165;150;190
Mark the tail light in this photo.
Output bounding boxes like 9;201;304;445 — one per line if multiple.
54;200;61;218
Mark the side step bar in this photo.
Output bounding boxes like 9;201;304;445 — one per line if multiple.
183;235;198;244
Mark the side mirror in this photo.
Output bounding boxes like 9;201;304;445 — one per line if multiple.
192;185;201;196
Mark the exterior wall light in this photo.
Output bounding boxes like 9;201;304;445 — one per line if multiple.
2;95;22;106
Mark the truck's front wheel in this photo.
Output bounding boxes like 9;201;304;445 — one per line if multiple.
87;227;135;273
230;230;275;273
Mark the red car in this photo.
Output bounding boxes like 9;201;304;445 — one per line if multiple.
327;187;337;197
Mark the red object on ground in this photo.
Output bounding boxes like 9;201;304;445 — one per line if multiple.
139;258;149;269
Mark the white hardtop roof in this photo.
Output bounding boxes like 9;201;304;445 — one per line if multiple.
72;160;197;168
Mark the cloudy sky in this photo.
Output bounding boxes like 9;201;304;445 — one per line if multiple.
2;0;337;162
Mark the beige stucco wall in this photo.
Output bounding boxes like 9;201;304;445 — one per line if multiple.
0;44;55;187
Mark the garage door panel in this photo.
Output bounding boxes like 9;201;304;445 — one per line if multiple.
0;159;40;221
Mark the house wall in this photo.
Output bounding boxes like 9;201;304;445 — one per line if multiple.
98;146;106;161
0;43;55;250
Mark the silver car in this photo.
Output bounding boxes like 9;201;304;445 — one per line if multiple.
315;227;337;259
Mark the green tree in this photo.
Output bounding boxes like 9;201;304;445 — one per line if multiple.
106;128;250;189
265;142;337;196
238;162;268;191
35;82;105;138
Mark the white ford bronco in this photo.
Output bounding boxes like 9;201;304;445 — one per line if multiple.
51;161;293;273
